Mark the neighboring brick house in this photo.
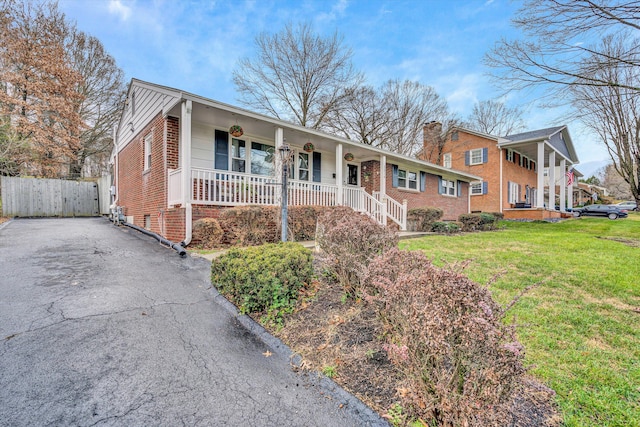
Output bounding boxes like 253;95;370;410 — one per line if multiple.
420;123;580;220
111;79;479;244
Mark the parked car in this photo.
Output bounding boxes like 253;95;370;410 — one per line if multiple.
572;204;628;219
614;200;638;211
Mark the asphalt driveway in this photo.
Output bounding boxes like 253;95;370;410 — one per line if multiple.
0;218;386;426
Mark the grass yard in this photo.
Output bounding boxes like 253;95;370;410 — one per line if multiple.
400;214;640;427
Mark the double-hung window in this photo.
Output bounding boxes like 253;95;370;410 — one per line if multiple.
144;133;152;171
470;181;483;195
509;181;519;204
298;152;309;181
469;148;483;165
231;138;246;173
443;153;452;168
442;179;456;196
397;169;418;190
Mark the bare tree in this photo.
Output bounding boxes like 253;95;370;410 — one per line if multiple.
0;0;83;178
320;85;389;146
233;22;362;129
67;31;126;178
485;0;640;95
571;34;640;205
466;100;526;136
379;79;450;156
601;163;634;199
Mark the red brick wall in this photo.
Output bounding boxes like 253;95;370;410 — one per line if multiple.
117;112;169;236
166;116;179;170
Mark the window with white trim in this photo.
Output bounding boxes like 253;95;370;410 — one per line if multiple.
231;138;246;173
470;148;483;165
509;181;519;204
470;181;483;195
443;153;452;168
298;152;309;181
443;179;456;196
397;169;418;190
144;132;152;171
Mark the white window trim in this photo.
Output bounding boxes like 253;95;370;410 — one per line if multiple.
442;178;457;197
443;153;452;169
398;168;419;191
297;151;310;181
144;132;152;171
509;181;519;204
231;137;247;173
469;148;483;165
470;181;483;196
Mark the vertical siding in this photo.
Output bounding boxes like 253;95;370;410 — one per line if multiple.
1;176;99;217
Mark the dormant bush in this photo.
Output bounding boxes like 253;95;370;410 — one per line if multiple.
363;248;526;426
316;207;397;296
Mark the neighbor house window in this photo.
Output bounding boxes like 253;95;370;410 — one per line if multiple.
144;133;152;171
470;148;483;165
470;181;483;195
509;181;519;204
250;142;275;176
298;152;309;181
443;153;452;168
231;138;246;173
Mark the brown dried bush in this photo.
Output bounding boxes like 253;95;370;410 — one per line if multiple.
363;248;527;426
192;218;224;248
316;207;397;296
218;205;278;246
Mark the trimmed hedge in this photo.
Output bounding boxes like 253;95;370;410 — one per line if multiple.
211;242;313;323
407;207;443;231
458;212;499;231
431;221;460;233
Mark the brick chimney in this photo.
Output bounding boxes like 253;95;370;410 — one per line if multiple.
421;121;443;163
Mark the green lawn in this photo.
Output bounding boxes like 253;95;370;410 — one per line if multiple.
400;214;640;427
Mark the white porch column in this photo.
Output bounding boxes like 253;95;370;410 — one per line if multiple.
274;127;284;203
380;154;387;225
548;150;556;210
559;159;566;212
336;143;343;205
536;142;545;208
180;99;193;244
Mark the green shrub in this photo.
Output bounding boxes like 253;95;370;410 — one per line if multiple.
431;221;460;233
363;248;526;426
407;207;443;231
316;207;397;296
192;218;223;248
210;242;313;324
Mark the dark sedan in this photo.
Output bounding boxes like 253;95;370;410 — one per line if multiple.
572;204;629;220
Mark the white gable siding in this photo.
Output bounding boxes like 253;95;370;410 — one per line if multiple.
116;83;180;153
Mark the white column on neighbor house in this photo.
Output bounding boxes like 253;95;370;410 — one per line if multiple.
559;158;567;212
379;154;387;225
548;150;556;210
536;142;545;208
336;143;343;205
180;100;192;205
568;176;574;211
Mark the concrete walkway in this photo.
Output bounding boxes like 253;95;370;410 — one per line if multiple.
0;218;387;426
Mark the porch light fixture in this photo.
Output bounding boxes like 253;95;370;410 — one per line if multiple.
279;142;291;242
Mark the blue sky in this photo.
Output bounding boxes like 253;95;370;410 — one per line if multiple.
58;0;609;175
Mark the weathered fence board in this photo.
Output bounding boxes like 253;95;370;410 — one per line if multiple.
1;176;99;217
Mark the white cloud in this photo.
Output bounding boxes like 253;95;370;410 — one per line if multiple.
108;0;132;21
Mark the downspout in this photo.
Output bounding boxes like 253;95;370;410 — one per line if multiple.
180;99;193;247
120;220;187;257
499;147;503;213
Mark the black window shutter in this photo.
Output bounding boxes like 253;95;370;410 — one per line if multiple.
482;181;488;195
438;176;444;194
312;151;321;182
392;164;399;188
482;147;488;163
464;151;470;166
457;180;462;197
214;130;229;170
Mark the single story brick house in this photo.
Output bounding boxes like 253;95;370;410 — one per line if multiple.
110;79;480;245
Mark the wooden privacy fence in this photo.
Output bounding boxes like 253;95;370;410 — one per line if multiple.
1;176;100;217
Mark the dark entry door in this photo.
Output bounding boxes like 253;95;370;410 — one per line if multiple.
347;164;358;186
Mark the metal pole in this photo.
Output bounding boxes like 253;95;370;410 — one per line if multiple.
281;161;288;242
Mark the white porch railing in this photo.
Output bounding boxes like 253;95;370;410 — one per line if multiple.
168;169;182;206
374;191;407;230
167;167;406;228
